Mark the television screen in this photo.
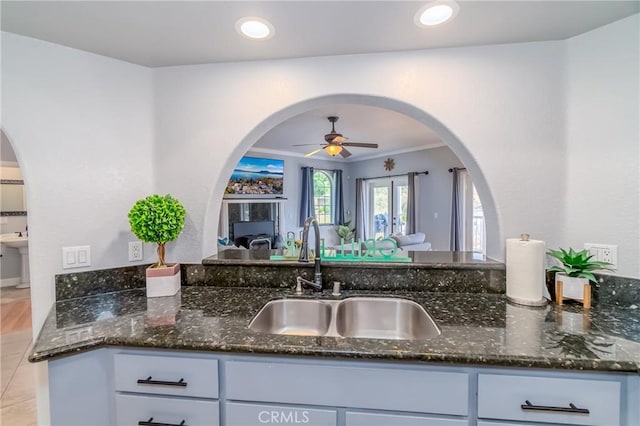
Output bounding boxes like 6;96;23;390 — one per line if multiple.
225;156;284;195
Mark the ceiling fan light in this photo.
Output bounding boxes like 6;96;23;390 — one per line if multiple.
415;1;459;27
325;145;342;156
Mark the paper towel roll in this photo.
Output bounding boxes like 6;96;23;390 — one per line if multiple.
506;236;548;306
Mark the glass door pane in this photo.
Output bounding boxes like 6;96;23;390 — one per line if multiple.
367;176;408;239
371;184;389;239
393;180;408;235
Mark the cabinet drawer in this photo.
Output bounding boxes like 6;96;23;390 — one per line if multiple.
226;402;336;426
114;353;218;398
347;411;468;426
478;374;621;425
226;361;468;416
115;394;219;426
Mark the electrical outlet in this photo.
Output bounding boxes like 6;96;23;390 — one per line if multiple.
584;243;617;270
128;241;143;261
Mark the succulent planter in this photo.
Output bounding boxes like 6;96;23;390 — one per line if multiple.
555;273;591;309
146;263;181;298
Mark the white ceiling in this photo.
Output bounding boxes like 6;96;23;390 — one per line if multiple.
252;104;444;161
2;1;637;160
2;1;637;68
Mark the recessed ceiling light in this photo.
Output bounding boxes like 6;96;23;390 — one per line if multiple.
415;1;459;27
236;17;275;40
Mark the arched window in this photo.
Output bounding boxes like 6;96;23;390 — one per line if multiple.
313;170;333;224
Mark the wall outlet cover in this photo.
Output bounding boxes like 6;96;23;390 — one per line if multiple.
584;243;618;271
128;241;143;261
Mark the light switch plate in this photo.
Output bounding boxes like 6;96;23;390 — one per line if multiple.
62;245;91;269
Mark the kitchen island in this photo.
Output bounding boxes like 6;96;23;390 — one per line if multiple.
30;280;639;426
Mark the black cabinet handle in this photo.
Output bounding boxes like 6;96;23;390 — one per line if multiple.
521;400;590;414
138;418;186;426
136;376;187;387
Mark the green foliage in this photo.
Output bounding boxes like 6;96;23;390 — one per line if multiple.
128;194;186;244
547;247;613;283
335;220;355;241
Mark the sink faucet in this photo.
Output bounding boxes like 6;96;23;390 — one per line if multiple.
296;216;322;292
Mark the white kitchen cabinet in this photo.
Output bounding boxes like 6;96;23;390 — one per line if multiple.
114;352;218;398
46;348;638;426
478;373;621;426
115;394;219;426
226;402;336;426
226;360;469;416
346;411;468;426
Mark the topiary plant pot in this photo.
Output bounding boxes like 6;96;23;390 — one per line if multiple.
146;263;181;298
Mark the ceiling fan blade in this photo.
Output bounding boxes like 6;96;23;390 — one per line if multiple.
339;147;352;158
341;142;379;148
304;148;323;158
292;143;322;147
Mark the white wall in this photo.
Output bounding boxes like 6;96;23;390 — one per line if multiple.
1;32;156;331
345;146;464;250
565;14;640;278
2;15;638;425
1;15;637;330
154;40;567;266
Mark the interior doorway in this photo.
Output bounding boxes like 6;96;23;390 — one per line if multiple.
0;130;36;424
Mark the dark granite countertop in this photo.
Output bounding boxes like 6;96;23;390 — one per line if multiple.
30;287;639;373
204;250;504;270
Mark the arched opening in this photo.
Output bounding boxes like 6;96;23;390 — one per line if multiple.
203;94;501;260
0;128;36;425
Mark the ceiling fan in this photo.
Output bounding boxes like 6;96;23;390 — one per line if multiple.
293;116;379;158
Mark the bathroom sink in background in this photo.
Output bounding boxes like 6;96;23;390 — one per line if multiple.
0;234;28;249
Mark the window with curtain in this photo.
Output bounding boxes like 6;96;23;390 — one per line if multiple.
313;170;333;224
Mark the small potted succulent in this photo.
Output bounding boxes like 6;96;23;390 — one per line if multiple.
547;247;613;304
128;194;186;297
335;220;356;243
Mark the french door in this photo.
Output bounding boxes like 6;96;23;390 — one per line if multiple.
367;177;408;239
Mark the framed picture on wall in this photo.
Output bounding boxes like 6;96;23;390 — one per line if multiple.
225;156;284;196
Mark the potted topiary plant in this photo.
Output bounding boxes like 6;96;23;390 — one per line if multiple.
547;247;613;308
128;194;186;297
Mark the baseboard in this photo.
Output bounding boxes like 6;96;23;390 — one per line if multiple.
0;277;22;288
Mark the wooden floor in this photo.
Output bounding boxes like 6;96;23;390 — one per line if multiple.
0;287;32;335
1;299;32;335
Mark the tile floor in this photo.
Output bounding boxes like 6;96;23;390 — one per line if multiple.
1;286;37;426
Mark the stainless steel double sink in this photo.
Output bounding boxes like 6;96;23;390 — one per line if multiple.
248;297;440;341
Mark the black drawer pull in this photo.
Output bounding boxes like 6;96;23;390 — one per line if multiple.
138;417;186;426
521;400;590;414
136;376;187;387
